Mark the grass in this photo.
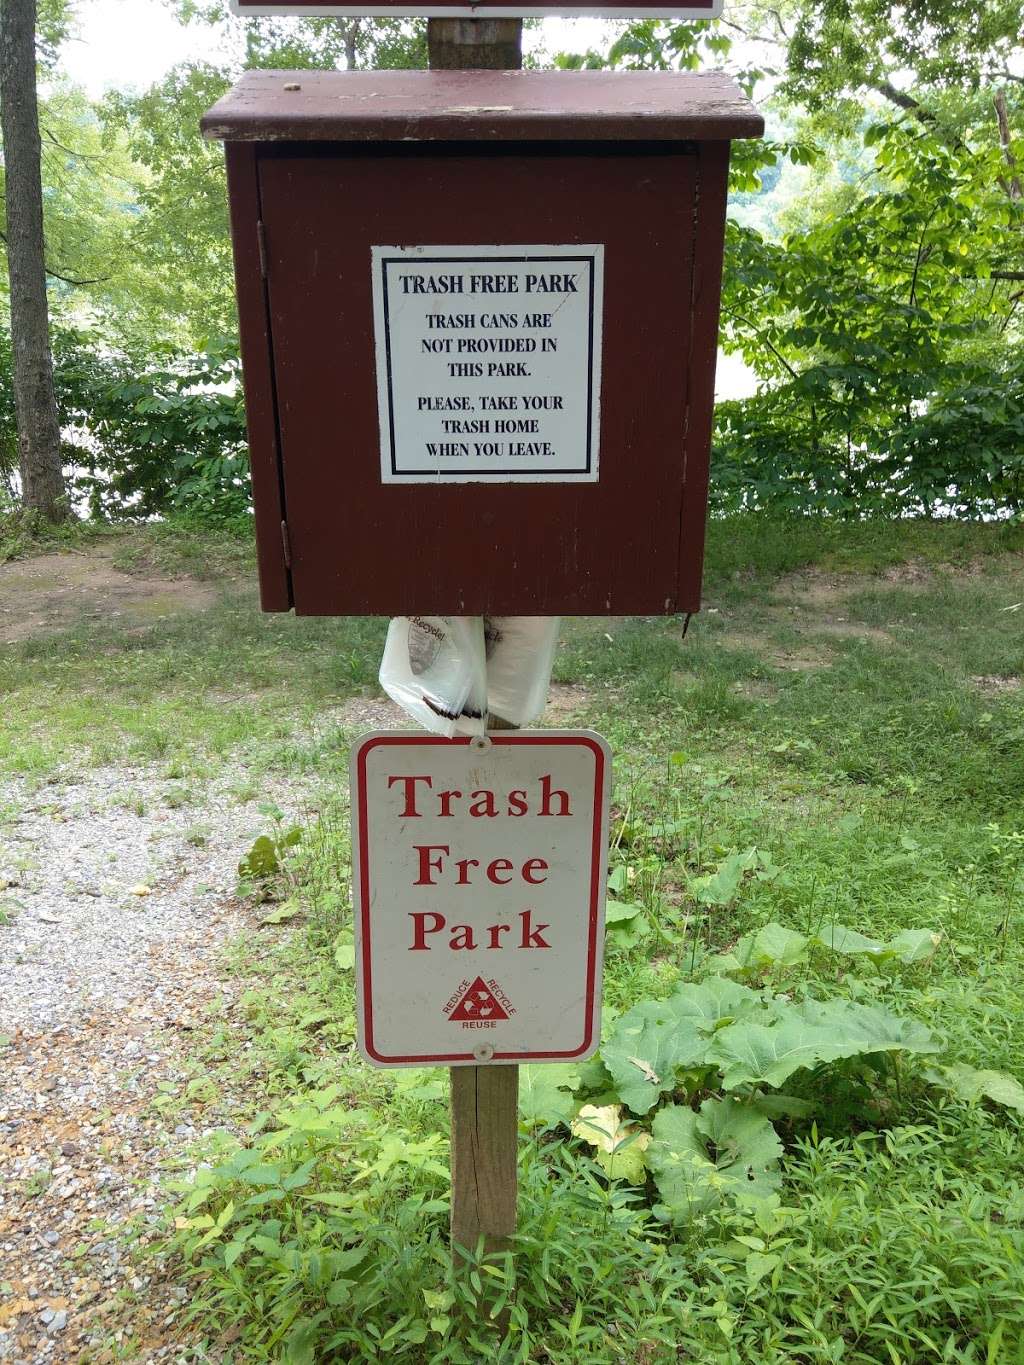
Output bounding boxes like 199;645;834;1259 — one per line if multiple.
4;512;1024;1361
0;504;114;563
0;506;257;572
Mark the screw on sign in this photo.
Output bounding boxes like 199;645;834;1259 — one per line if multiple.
351;729;611;1263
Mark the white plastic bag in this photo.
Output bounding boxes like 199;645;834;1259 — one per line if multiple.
379;615;560;735
485;616;560;728
378;616;487;737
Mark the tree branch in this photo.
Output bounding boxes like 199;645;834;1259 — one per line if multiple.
41;126;104;161
720;307;799;381
44;265;109;286
866;82;972;153
870;79;936;121
998;289;1023;335
0;227;108;286
908;205;940;308
994;90;1022;202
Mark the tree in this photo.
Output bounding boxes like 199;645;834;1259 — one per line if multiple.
100;21;427;347
774;0;1023;114
0;0;66;520
714;115;1024;517
556;10;1023;518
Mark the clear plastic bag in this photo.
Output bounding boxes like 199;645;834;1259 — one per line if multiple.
378;616;487;737
484;616;560;728
379;615;560;736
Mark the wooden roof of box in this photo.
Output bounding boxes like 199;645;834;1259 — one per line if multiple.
201;69;764;144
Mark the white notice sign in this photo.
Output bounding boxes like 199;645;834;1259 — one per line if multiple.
371;244;603;484
352;730;610;1066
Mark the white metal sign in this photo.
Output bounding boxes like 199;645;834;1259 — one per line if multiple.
352;730;610;1066
371;244;603;484
233;3;721;20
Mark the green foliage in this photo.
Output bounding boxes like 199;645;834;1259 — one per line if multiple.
691;846;779;907
70;338;249;522
781;0;1024;110
0;496;111;562
0;81;144;332
98;19;426;346
649;1097;783;1217
238;822;303;897
707;919;941;976
595;973;941;1114
0;327;249;521
600;996;708;1114
556;15;1024;519
708;997;938;1089
715;115;1024;517
163;1090;734;1363
571;1103;651;1182
926;1062;1024;1114
100;65;238;345
518;1063;581;1131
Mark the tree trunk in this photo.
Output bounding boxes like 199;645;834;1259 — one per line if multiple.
0;0;66;522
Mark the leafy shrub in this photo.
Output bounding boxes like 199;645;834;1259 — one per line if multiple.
164;1089;717;1363
0;326;250;522
165;969;1024;1362
886;362;1024;517
712;358;1024;519
713;115;1024;520
57;330;249;521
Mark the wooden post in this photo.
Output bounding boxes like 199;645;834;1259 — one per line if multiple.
449;710;520;1259
427;18;523;70
425;18;523;1267
450;1063;519;1256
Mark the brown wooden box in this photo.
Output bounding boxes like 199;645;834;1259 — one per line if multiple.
202;70;762;615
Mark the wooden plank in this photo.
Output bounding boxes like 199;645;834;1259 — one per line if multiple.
448;697;520;1258
450;1064;519;1257
201;70;765;144
223;142;292;612
256;145;696;616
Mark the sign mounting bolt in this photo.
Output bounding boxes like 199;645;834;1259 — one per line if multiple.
473;1044;495;1063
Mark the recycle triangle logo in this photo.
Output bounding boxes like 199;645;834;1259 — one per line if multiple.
448;977;510;1022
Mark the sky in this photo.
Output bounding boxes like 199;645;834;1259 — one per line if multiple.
60;0;215;97
58;0;613;98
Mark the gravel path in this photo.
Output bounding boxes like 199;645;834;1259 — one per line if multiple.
0;761;315;1363
0;765;299;1033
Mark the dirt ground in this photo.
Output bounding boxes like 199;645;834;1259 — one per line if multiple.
0;545;219;645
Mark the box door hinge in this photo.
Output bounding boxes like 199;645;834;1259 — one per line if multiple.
280;519;292;570
257;220;268;280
